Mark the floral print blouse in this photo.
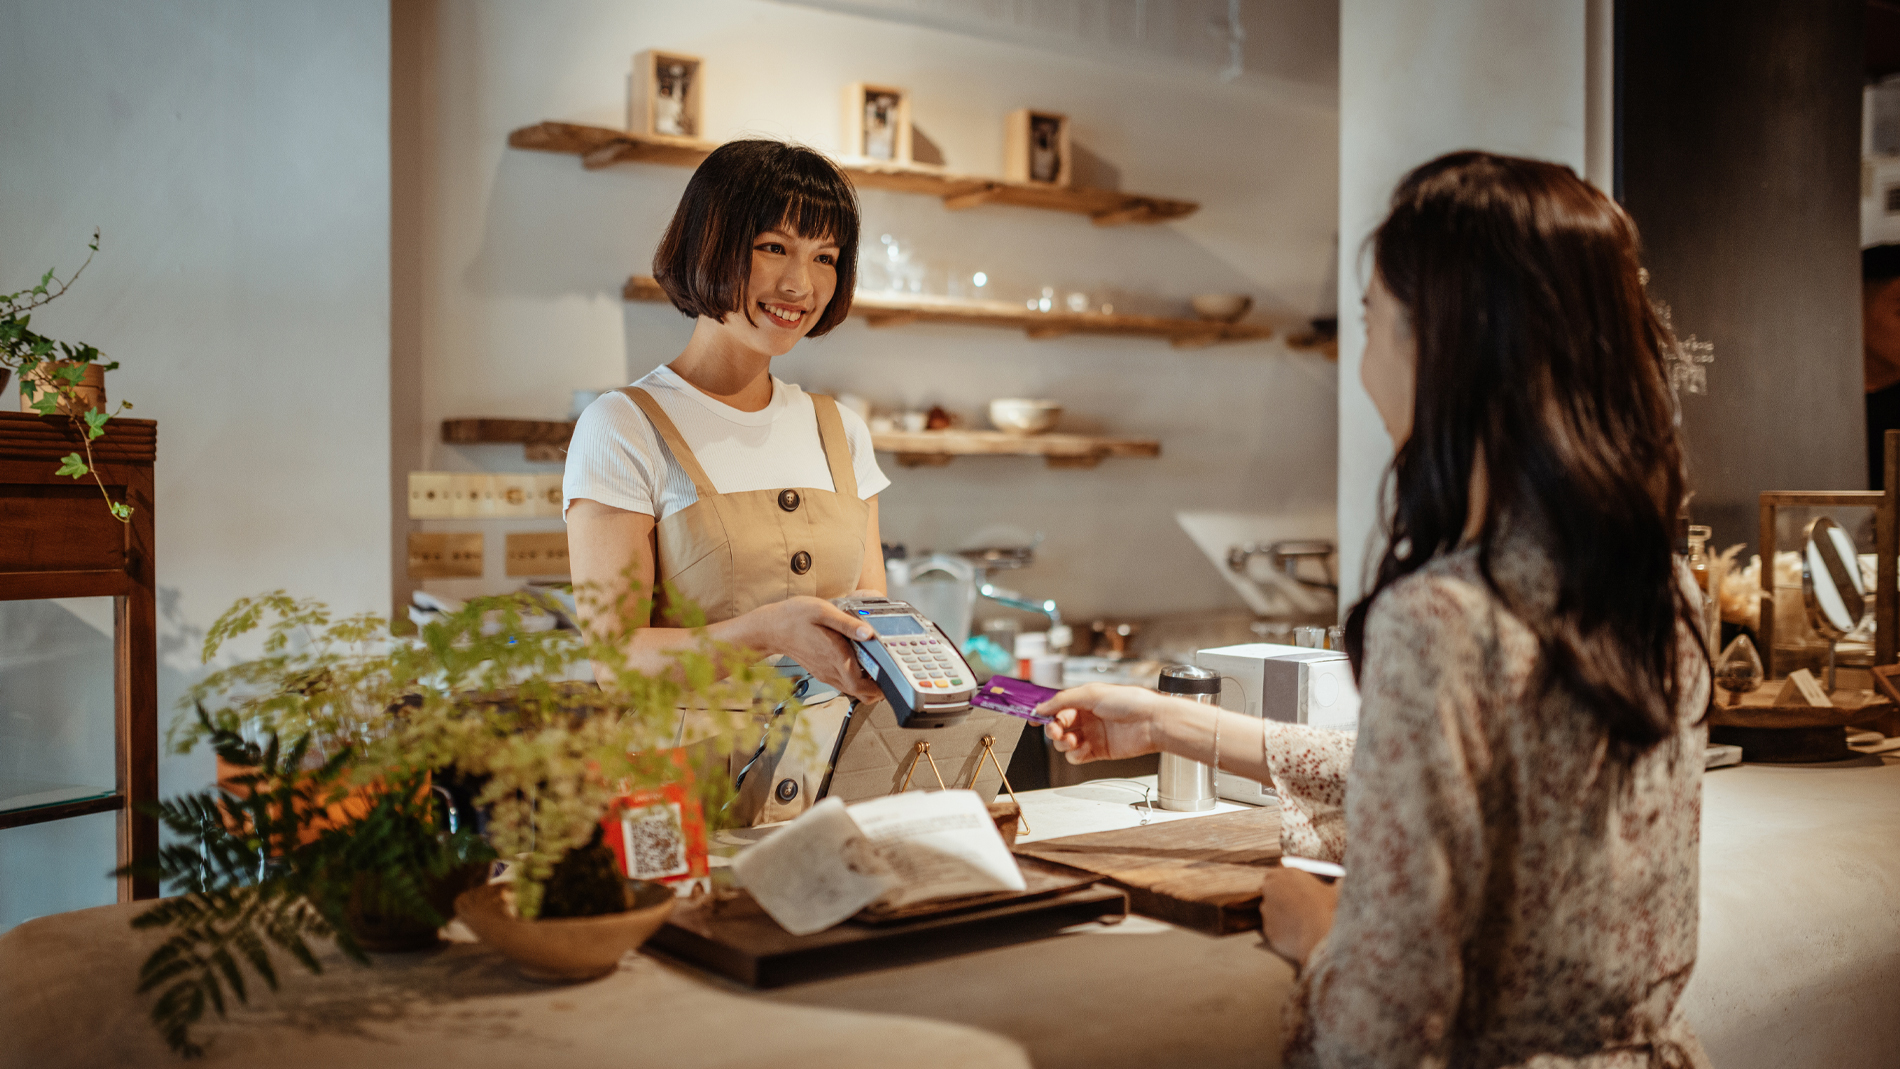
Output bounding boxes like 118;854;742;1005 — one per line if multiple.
1262;535;1711;1069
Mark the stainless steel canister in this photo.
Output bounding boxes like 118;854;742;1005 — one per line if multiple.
1156;664;1222;812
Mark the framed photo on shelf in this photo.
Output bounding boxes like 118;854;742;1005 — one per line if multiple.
1005;109;1071;187
631;50;702;139
843;82;911;164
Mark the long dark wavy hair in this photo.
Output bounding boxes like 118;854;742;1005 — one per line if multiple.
1342;151;1702;755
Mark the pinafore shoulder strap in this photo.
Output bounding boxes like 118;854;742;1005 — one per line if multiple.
808;393;859;499
620;387;717;498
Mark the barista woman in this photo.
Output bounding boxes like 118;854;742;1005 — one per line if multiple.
1038;153;1713;1067
564;140;889;825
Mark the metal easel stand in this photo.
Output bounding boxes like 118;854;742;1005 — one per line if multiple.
894;734;1031;835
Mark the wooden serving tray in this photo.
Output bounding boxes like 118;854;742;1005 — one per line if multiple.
1012;806;1283;935
646;857;1124;988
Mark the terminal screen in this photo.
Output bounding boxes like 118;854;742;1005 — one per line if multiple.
868;614;927;637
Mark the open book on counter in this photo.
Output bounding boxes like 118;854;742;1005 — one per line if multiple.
730;790;1026;936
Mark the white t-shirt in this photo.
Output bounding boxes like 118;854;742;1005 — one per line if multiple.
563;365;891;521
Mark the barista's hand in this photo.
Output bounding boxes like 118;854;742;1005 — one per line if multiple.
1035;683;1166;763
738;596;885;703
1258;868;1338;968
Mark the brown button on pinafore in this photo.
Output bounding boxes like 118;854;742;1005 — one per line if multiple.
622;387;870;825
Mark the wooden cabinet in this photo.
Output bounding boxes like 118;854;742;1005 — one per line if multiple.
0;411;158;900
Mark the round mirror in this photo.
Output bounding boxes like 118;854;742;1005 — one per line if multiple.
1802;516;1866;641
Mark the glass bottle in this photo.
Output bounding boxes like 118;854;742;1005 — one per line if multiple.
1714;633;1764;707
1686;525;1712;593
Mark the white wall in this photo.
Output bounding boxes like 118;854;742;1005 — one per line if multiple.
1335;0;1587;606
401;0;1340;623
0;0;391;930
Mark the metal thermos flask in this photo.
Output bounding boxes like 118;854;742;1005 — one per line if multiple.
1156;664;1222;812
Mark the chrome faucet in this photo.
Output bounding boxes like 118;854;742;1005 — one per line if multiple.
977;582;1061;628
960;540;1071;650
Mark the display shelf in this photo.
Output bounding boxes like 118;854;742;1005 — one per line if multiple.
871;429;1160;469
0;411;159;898
623;276;1276;349
508;121;1198;226
441;417;575;462
0;779;119;823
440;418;1159;470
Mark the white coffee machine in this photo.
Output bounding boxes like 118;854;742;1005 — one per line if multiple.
1194;642;1360;805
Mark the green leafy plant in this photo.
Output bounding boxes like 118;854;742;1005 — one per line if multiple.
136;579;794;1056
122;713;490;1057
2;229;135;520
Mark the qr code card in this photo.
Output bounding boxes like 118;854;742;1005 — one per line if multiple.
621;802;690;880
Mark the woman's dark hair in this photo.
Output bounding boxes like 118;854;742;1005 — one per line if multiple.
653;139;859;336
1343;150;1701;755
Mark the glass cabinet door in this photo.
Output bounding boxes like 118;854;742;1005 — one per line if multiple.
0;597;120;932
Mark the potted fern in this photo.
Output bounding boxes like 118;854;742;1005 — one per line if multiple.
129;583;793;1056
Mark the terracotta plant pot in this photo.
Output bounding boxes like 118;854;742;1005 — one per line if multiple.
18;360;106;416
455;880;674;981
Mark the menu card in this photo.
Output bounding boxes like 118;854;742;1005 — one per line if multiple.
730;790;1025;936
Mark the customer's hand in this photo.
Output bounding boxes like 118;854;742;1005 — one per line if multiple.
1258;867;1339;968
738;596;885;703
1035;683;1166;763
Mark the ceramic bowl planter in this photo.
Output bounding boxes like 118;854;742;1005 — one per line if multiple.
455;879;674;981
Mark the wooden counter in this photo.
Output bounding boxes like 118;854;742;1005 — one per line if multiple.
4;754;1899;1068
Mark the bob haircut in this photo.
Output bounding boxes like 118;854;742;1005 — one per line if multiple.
653;139;859;337
1343;150;1702;757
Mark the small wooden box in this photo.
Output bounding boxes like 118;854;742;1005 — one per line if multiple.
842;82;911;164
407;472;454;519
1005;109;1071;188
491;474;537;519
504;531;570;578
630;50;703;140
408;532;483;579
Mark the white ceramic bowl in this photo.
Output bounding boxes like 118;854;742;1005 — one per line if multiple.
988;398;1062;436
1190;294;1253;323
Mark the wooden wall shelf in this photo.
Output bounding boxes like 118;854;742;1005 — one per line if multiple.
442;417;575;462
872;430;1159;469
440;419;1158;470
509;121;1198;226
623;276;1275;350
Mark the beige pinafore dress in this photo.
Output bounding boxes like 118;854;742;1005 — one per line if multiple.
621;386;869;826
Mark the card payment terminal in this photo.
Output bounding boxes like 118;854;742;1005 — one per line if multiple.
833;595;976;728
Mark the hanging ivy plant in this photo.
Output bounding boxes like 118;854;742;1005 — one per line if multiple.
2;230;136;521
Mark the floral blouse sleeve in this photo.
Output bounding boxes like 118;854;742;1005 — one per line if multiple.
1281;574;1493;1068
1261;721;1356;863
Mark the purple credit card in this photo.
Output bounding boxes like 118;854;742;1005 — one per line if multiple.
969;676;1060;724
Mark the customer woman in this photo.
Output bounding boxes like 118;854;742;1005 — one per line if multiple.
1038;151;1712;1067
565;140;888;825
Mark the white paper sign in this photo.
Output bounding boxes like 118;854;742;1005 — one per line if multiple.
847;790;1026;910
730;798;897;936
730;790;1024;935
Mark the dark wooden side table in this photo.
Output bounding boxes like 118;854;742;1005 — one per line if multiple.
0;410;157;900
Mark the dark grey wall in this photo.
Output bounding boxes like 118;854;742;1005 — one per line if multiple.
1620;0;1865;552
